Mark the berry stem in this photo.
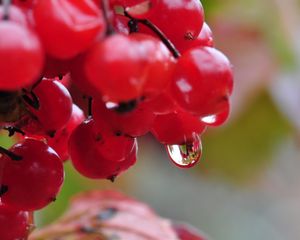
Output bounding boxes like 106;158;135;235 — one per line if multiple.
22;89;40;110
0;146;22;161
100;0;115;35
88;97;93;117
124;11;181;58
2;0;11;20
3;126;25;137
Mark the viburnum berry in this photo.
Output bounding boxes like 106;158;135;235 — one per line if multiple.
125;0;204;50
200;100;230;127
170;47;233;117
47;104;85;161
0;138;64;211
0;21;44;90
33;0;106;59
151;109;206;145
0;205;31;240
24;79;73;134
69;118;137;179
93;98;156;137
85;33;174;102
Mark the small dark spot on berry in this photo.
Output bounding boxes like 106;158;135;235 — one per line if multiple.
107;175;117;182
114;99;137;114
95;134;102;142
0;185;8;196
50;197;57;202
184;32;194;40
115;131;122;137
47;130;56;138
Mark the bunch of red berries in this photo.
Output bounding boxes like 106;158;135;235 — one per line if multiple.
0;0;233;238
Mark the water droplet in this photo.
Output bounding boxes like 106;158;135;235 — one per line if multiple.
166;134;202;168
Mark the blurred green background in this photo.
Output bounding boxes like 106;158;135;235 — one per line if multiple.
2;0;300;239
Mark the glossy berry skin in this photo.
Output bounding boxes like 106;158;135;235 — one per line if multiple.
0;21;44;90
151;109;206;145
69;118;137;179
27;79;73;133
47;104;85;161
0;205;30;240
33;0;105;59
200;100;230;127
170;47;233;117
0;139;64;211
136;0;204;50
85;33;174;102
93;99;156;137
176;22;214;53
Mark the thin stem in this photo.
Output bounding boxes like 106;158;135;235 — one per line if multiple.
22;89;40;110
88;97;93;117
124;11;181;58
3;126;25;137
2;0;11;20
0;146;22;161
100;0;115;35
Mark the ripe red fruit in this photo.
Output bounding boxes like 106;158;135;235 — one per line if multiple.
151;109;206;145
170;47;233;117
0;21;44;90
0;205;31;240
0;139;64;211
69;118;137;179
85;33;174;102
33;0;106;59
47;104;85;161
26;79;73;134
93;99;156;137
134;0;204;49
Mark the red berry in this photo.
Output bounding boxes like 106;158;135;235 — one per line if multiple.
0;205;31;240
47;104;85;161
85;33;174;102
26;79;73;134
170;47;233;116
135;0;204;50
0;139;64;211
151;109;206;145
33;0;106;59
93;99;156;137
69;118;137;179
0;21;44;90
200;100;230;126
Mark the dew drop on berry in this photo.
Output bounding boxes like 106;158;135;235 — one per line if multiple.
166;134;202;168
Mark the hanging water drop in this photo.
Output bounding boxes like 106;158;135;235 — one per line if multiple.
166;134;202;168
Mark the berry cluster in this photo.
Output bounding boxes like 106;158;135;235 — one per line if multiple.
0;0;233;238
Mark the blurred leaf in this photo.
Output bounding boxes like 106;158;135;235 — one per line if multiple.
30;190;206;240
